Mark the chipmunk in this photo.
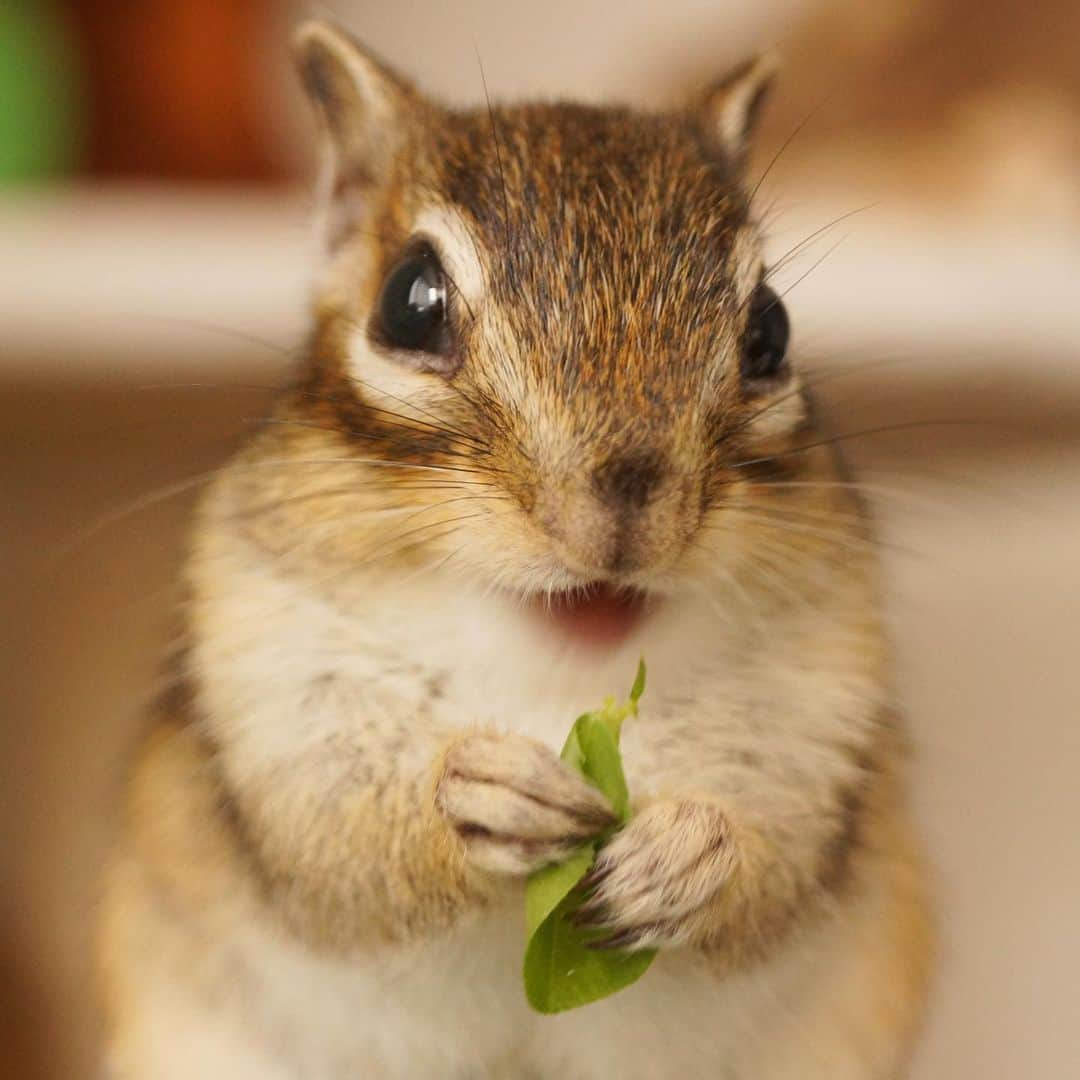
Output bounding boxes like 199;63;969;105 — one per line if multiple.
99;20;933;1079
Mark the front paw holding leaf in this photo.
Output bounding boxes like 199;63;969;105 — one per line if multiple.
436;732;617;876
572;798;734;951
522;661;662;1013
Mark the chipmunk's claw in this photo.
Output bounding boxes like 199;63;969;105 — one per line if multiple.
568;896;608;929
570;798;736;949
584;926;650;951
577;861;616;895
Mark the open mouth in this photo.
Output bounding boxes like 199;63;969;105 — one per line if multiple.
532;583;652;648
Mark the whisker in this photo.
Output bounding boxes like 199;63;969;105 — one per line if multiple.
701;508;889;557
731;420;1000;470
764;203;876;284
726;501;872;532
134;318;302;360
248;415;492;466
773;233;848;305
739;478;959;515
224;487;505;527
290;511;498;602
475;47;513;263
748;95;827;205
139;377;487;454
724;351;932;444
51;456;496;559
355;510;492;565
273;501;492;566
340;367;487;449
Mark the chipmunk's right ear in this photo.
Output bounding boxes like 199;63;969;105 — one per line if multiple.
293;20;417;194
697;53;779;172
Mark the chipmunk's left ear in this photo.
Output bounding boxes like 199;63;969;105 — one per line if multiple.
698;53;779;170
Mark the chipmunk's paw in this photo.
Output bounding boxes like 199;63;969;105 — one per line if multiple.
572;798;736;950
436;734;616;875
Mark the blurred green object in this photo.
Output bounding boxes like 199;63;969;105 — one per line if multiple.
0;1;82;183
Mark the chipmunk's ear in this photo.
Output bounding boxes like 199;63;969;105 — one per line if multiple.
293;20;417;203
698;53;778;170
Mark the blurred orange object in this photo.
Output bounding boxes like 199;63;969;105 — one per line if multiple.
61;0;284;182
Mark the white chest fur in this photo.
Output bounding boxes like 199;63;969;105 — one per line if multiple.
192;526;880;833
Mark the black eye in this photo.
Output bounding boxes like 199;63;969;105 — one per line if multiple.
377;249;449;355
741;284;790;381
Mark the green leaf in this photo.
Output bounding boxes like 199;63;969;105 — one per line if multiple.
525;844;595;937
559;717;589;771
523;891;656;1013
522;663;657;1014
575;716;629;822
629;658;647;706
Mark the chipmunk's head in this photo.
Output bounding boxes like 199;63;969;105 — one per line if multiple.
269;22;827;633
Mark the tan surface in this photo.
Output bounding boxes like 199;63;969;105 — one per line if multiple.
2;362;1078;1078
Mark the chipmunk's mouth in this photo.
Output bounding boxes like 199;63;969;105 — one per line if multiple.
531;583;652;648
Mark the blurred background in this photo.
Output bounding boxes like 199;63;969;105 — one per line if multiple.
2;1;1078;1077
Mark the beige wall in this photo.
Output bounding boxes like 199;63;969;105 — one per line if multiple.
312;0;797;106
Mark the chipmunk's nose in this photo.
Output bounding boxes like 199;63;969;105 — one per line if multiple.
536;448;693;578
591;450;667;511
